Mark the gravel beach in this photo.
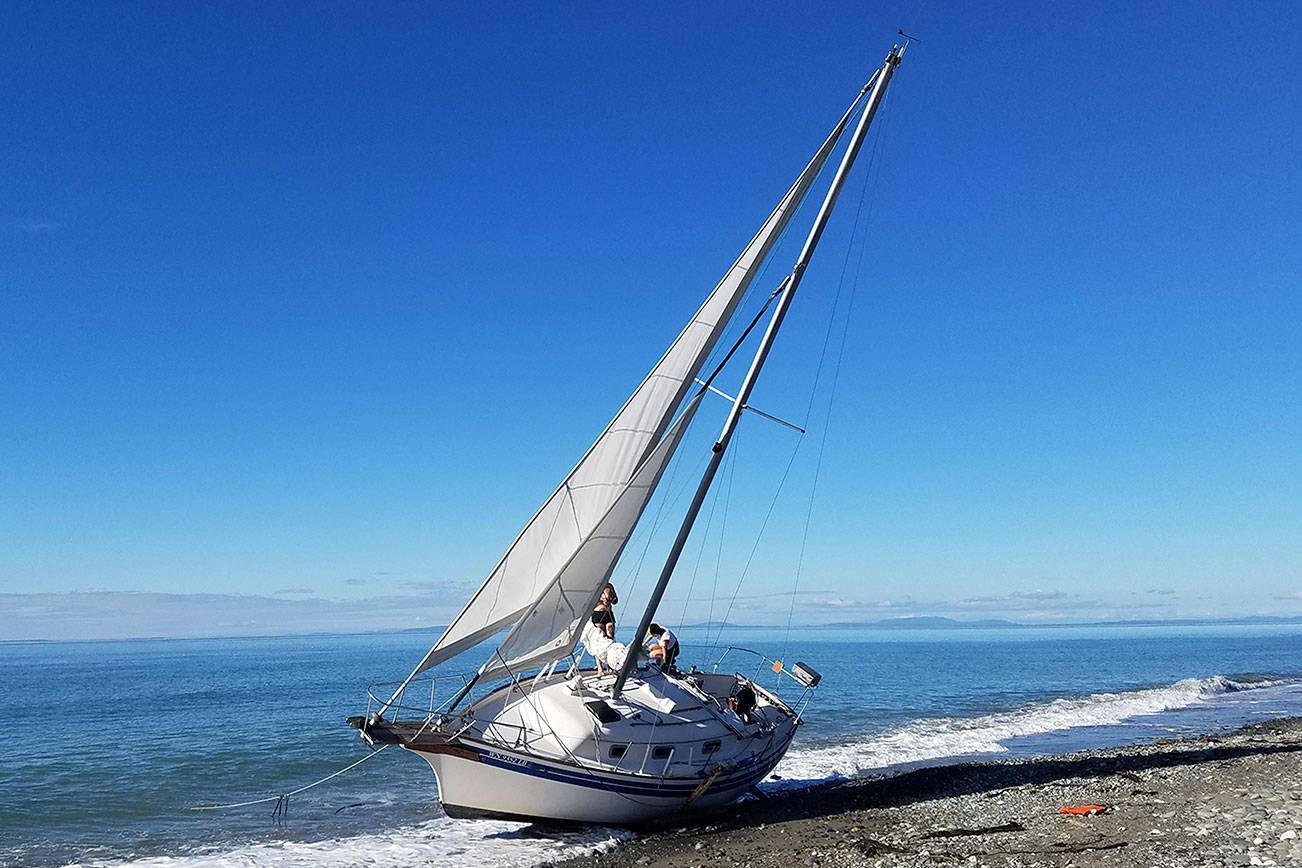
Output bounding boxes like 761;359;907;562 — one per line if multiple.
553;717;1302;868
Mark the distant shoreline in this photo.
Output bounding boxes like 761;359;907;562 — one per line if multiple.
5;615;1302;645
818;615;1302;631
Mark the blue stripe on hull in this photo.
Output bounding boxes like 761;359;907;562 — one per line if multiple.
462;739;789;799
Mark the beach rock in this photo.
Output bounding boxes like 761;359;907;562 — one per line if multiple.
557;717;1302;868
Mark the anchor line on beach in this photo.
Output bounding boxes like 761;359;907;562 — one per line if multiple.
189;745;391;814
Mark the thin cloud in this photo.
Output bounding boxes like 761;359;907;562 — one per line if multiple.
4;218;56;232
960;589;1070;605
401;578;478;594
957;590;1111;611
805;597;911;609
720;589;837;602
0;591;460;641
807;589;1174;620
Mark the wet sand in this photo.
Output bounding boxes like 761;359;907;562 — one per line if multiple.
551;717;1302;868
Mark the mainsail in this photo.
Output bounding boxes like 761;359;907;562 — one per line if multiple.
478;392;703;683
406;91;868;678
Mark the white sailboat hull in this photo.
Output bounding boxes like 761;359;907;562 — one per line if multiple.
408;717;797;825
356;666;809;825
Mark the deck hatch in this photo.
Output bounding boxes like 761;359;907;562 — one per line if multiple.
584;700;622;724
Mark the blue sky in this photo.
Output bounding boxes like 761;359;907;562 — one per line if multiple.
3;2;1299;640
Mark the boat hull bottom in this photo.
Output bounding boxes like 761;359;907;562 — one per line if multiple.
439;801;594;824
407;733;791;826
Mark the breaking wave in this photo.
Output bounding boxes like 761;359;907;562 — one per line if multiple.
50;674;1300;868
769;674;1296;786
62;817;630;868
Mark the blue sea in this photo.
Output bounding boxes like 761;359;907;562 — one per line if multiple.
3;623;1301;868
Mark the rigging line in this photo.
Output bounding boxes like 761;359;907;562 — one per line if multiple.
782;77;900;663
631;278;779;620
705;91;876;647
473;661;612;792
627;278;783;610
189;746;390;811
619;129;848;611
708;422;740;631
621;436;709;605
501;674;703;813
698;97;869;381
502;666;604;777
774;140;874;652
796;88;890;429
676;431;731;629
710;436;803;649
698;280;785;392
677;418;740;631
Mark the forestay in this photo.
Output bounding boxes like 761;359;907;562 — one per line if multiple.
406;91;867;678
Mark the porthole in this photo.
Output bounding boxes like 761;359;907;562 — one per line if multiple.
609;744;628;759
651;746;673;760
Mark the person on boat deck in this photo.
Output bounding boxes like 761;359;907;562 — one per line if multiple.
643;623;679;670
590;583;618;674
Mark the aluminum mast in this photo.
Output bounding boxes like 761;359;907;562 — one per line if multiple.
612;44;904;699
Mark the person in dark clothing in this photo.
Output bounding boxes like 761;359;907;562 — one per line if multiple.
590;583;618;673
592;583;617;637
591;606;614;638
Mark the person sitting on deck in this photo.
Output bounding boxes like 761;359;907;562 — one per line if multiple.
584;583;620;675
643;623;679;670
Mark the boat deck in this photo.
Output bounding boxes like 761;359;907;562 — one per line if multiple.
346;715;448;747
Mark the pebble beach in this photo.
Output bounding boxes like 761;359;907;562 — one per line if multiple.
555;717;1302;868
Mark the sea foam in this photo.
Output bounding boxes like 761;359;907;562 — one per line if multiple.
767;674;1293;786
64;817;630;868
58;674;1297;868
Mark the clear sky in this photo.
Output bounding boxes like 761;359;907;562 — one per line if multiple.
3;1;1299;641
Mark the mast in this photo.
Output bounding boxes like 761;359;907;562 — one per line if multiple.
612;44;904;699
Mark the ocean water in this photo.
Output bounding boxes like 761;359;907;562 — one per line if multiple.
2;623;1300;867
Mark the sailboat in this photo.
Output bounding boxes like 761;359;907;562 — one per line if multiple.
349;43;906;825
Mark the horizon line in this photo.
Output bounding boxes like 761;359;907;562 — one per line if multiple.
5;613;1302;645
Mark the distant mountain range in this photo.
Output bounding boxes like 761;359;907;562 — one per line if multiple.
825;616;1022;629
690;616;1022;630
398;614;1302;636
805;615;1302;630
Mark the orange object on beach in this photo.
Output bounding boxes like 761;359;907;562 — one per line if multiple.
1059;804;1108;815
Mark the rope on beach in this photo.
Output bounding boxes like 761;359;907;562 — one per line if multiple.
189;745;390;813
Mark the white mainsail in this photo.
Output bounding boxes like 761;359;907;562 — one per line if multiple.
478;392;702;683
407;94;866;678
